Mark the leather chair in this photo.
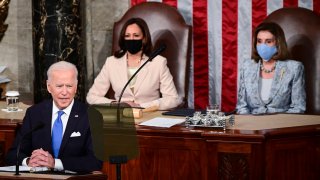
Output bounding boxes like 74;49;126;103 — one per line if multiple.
110;2;192;107
264;7;320;114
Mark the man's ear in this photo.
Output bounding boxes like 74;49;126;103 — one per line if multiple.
46;80;51;93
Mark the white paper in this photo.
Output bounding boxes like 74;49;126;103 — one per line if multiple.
0;66;6;74
1;108;23;112
0;75;10;84
0;66;11;83
0;166;49;172
139;117;185;128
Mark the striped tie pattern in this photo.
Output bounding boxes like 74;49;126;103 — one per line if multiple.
52;110;64;158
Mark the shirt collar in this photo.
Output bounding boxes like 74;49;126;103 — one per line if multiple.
52;99;74;116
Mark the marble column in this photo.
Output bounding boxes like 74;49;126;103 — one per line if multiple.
0;0;10;42
33;0;86;103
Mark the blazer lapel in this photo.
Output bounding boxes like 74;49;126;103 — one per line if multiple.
253;61;264;105
59;101;80;156
134;55;149;94
118;55;134;96
267;61;286;103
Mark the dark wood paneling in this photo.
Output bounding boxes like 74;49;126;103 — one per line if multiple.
104;133;206;180
102;125;320;180
266;137;320;180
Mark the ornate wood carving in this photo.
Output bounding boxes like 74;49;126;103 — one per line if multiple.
0;0;10;41
218;152;250;179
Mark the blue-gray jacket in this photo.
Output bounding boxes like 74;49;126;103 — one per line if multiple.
236;59;306;114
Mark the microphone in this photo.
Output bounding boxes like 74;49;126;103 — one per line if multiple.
15;123;45;175
147;44;167;61
116;44;167;121
110;45;166;180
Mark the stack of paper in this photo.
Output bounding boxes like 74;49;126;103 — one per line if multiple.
0;165;49;172
0;66;10;84
139;117;185;128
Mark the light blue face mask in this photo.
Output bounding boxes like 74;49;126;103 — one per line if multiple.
256;43;277;62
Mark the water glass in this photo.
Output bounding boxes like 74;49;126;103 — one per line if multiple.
6;91;20;111
207;104;219;115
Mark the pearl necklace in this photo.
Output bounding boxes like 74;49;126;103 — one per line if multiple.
260;62;276;73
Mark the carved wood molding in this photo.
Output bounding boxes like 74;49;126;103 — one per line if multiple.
0;0;10;41
218;152;250;179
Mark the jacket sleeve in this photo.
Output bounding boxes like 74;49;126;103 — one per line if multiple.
236;66;250;114
140;57;181;110
286;62;306;113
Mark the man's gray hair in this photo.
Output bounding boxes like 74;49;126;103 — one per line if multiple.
47;61;78;82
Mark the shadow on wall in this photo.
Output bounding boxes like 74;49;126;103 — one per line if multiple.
288;35;316;114
152;30;182;96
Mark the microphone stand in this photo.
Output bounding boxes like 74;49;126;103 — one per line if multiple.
15;144;22;175
112;45;166;180
116;57;151;121
116;44;166;122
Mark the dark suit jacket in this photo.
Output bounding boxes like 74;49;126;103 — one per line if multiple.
5;99;102;173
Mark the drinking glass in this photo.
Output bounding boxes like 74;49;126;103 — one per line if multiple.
207;104;219;115
6;91;20;112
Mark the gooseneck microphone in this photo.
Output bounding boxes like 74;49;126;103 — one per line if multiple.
111;44;166;180
15;123;45;175
116;44;167;121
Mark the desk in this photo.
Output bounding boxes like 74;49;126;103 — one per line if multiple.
0;171;107;179
0;105;319;179
103;112;320;180
0;102;29;166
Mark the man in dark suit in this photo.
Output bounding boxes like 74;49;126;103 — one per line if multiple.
5;61;102;173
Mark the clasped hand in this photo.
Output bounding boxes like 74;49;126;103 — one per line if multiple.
27;148;55;169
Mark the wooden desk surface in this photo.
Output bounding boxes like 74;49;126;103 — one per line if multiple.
1;101;318;132
137;111;320;130
0;101;30;121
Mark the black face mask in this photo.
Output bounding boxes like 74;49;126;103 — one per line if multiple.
124;39;143;54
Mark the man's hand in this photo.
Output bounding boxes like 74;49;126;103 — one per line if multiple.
28;148;55;169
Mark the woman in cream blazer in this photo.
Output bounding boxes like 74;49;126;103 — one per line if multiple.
86;53;180;110
86;18;180;110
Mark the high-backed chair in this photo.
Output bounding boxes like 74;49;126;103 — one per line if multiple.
264;7;320;114
111;2;192;107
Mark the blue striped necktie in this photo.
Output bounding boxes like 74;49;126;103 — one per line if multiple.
52;110;64;158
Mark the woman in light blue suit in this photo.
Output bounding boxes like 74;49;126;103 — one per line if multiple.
236;22;306;114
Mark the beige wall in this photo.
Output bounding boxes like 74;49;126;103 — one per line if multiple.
0;0;129;102
85;0;129;94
